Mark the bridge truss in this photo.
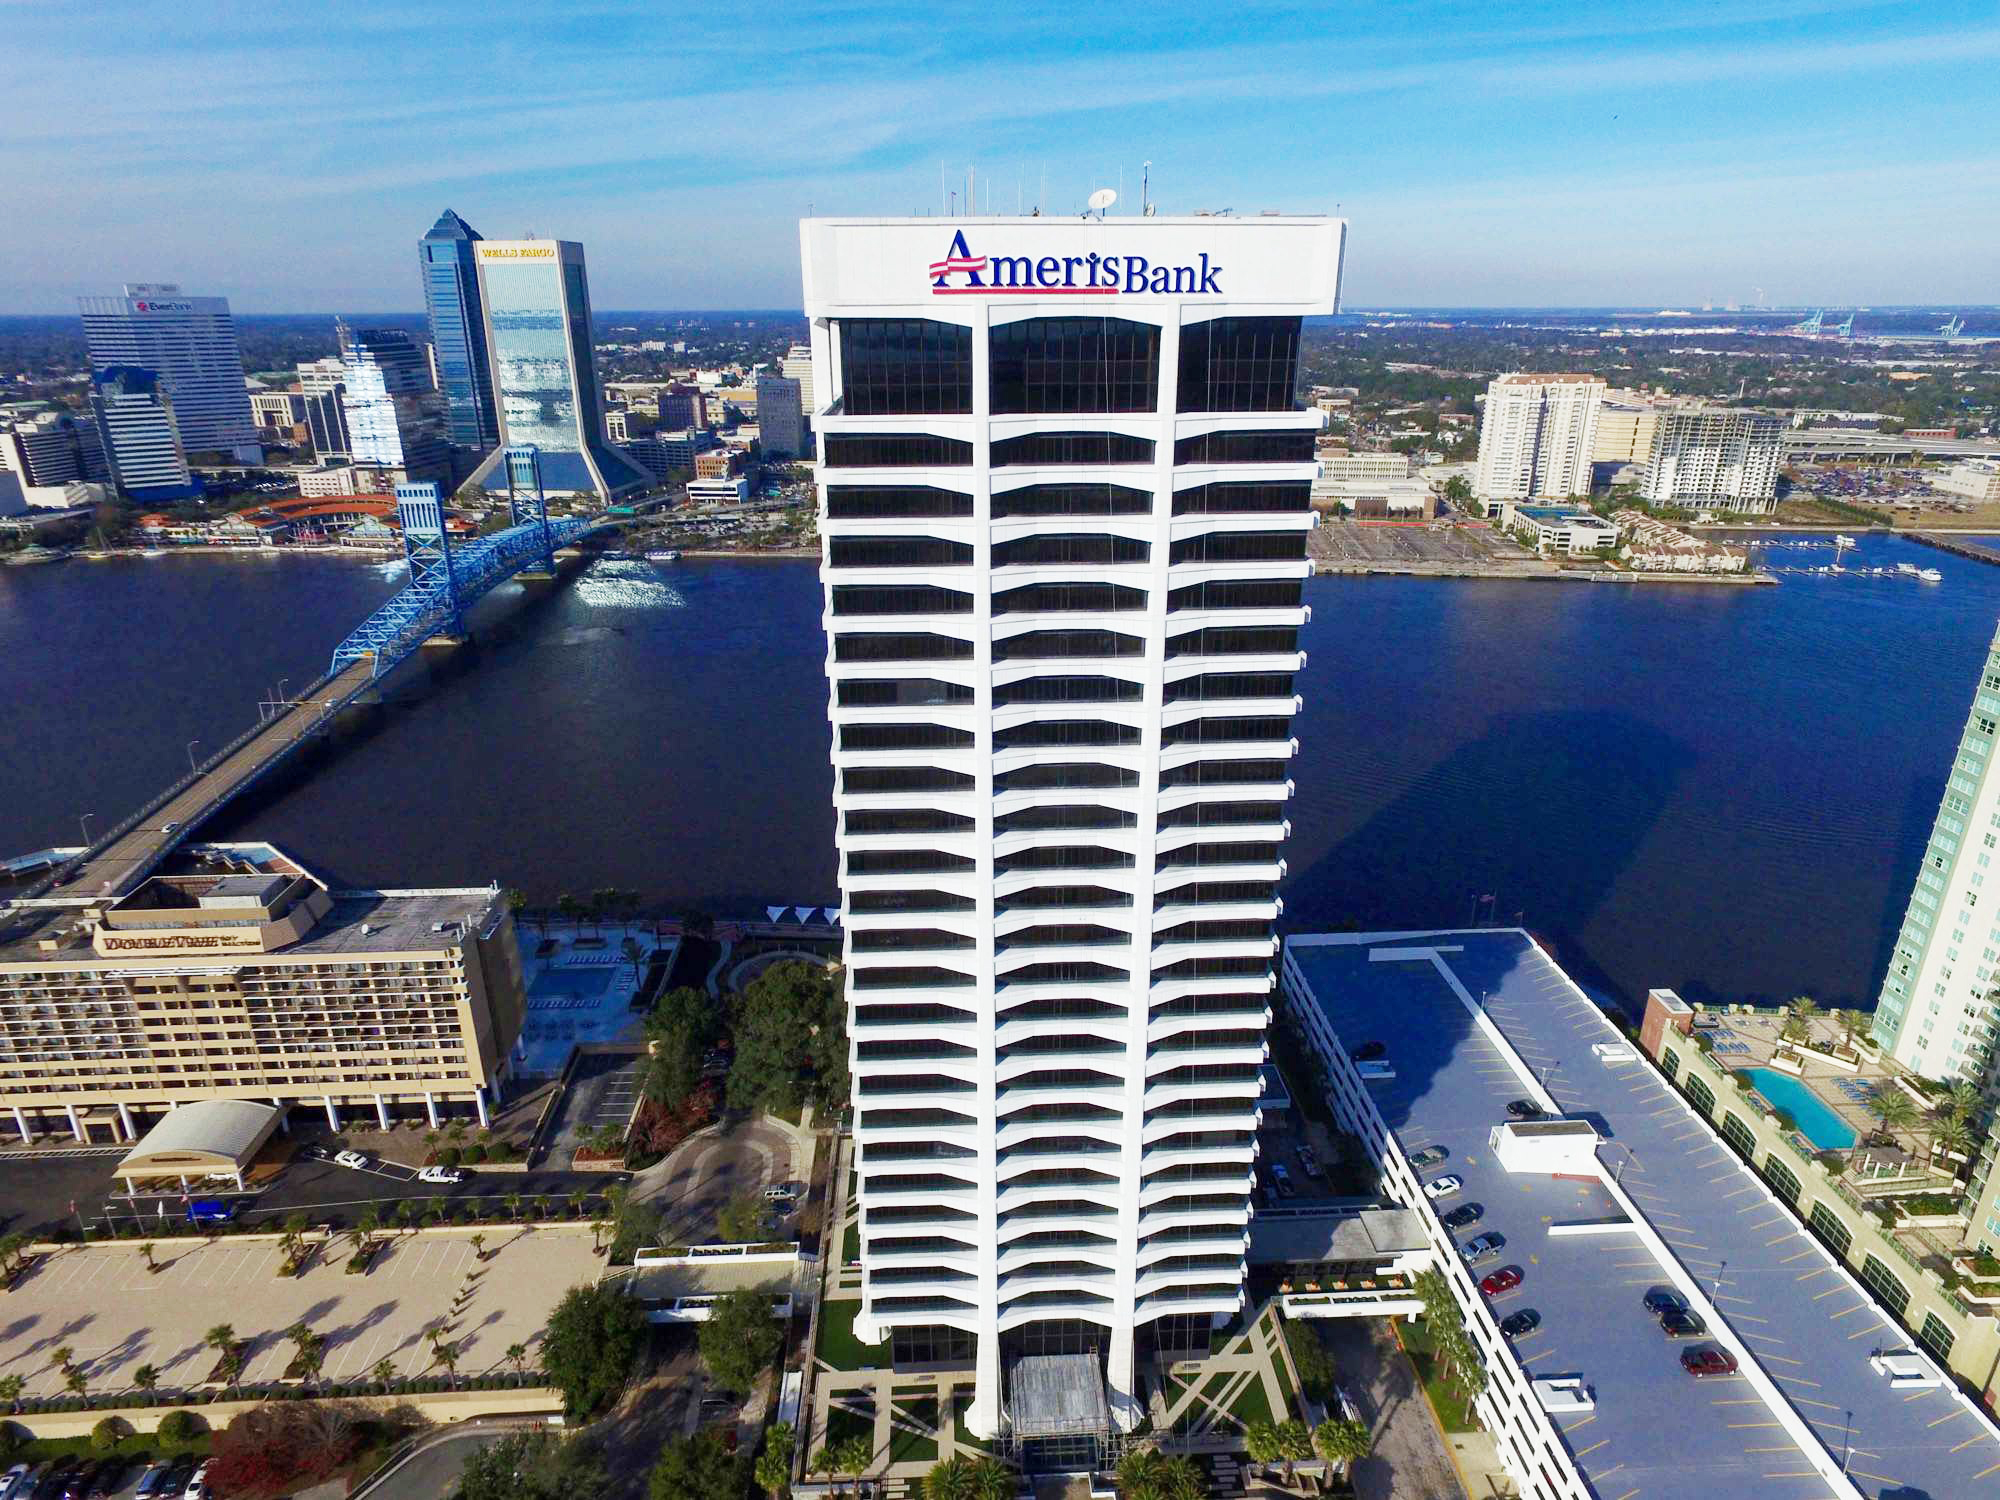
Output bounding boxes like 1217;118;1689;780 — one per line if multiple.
330;460;612;678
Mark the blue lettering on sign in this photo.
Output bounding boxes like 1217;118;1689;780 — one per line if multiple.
928;231;1221;296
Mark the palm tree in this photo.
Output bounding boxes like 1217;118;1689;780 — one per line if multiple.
1314;1417;1371;1469
1275;1418;1313;1481
504;1342;529;1375
1116;1446;1166;1500
756;1425;796;1500
470;1232;487;1262
372;1357;397;1386
1243;1420;1281;1475
0;1374;23;1409
965;1458;1011;1500
1946;1079;1983;1125
138;1241;156;1273
434;1339;461;1388
132;1364;159;1396
1866;1087;1918;1144
923;1456;975;1500
834;1436;871;1495
1836;1009;1868;1049
1156;1457;1204;1500
64;1367;86;1398
1931;1115;1973;1173
809;1448;839;1500
505;1191;526;1222
204;1324;238;1384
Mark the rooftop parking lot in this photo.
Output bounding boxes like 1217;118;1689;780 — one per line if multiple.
1288;931;2000;1500
0;1227;602;1397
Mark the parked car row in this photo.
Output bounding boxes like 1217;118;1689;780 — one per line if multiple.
0;1457;208;1500
1646;1289;1736;1374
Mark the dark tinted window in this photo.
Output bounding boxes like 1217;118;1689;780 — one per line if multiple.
1167;578;1302;612
995;846;1136;873
994;675;1142;706
1160;717;1291;747
829;536;973;568
844;765;976;793
849;888;977;913
840;722;976;751
1171;482;1311;515
1174;429;1316;464
995;534;1149;568
993;431;1154;466
826;486;974;520
831;584;973;616
991;318;1160;414
837;678;975;707
1167;626;1298;657
992;483;1152;519
994;630;1145;660
994;763;1139;791
995;719;1140;749
823;433;972;467
835;633;974;662
995;805;1136;833
839;320;973;415
846;807;976;835
1158;801;1286;828
848;848;976;874
1157;759;1289;788
1176;317;1301;413
1169;531;1306;565
1163;672;1295;702
995;582;1146;615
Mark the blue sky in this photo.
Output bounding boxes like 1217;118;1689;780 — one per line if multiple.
3;0;1996;313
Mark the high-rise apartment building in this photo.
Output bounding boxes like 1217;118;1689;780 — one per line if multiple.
756;373;806;458
782;343;815;411
420;209;500;451
340;328;450;486
659;384;707;431
1638;407;1782;513
77;284;261;460
805;213;1344;1444
461;240;648;499
89;366;197;501
0;411;109;505
1472;373;1603;501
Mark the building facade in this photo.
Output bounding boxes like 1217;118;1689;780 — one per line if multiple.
89;366;197;501
805;213;1344;1437
1937;459;2000;505
420;209;501;451
77;284;261;460
1638;407;1782;512
0;866;525;1143
0;412;109;505
340;328;450;487
783;342;815;411
757;373;807;458
460;240;648;500
1472;374;1603;502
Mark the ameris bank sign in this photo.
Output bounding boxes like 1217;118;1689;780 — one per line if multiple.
929;230;1221;296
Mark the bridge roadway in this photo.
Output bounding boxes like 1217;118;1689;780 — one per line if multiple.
62;658;379;897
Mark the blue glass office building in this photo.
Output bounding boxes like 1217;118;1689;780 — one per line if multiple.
420;210;499;450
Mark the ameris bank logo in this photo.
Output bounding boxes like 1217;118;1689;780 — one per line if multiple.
928;230;1221;296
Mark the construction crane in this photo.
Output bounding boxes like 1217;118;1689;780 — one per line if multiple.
1940;314;1966;341
1792;308;1826;335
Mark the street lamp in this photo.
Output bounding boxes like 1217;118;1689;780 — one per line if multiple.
186;739;202;776
78;812;96;846
276;678;290;705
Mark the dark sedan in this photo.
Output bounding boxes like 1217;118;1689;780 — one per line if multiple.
1500;1309;1541;1339
1440;1202;1483;1230
1660;1309;1707;1338
1680;1346;1739;1378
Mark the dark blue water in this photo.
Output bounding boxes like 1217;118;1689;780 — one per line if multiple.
1;535;1994;1013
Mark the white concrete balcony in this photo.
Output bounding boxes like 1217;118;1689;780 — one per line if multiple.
1140;1140;1255;1174
994;940;1136;974
1149;898;1279;928
1135;1261;1246;1300
846;976;984;1007
1135;1231;1248;1268
994;1014;1130;1051
993;899;1139;936
1143;1076;1262;1111
1145;975;1278;1013
995;1114;1127;1153
1157;605;1307;636
1149;933;1280;964
997;1295;1119;1331
993;1045;1127;1085
990;782;1146;818
998;1241;1123;1277
1156;739;1299;775
1139;1202;1252;1238
996;1177;1123;1216
1146;1010;1272;1049
998;1266;1117;1300
1135;1287;1243;1320
860;1177;982;1207
1140;1109;1257;1144
851;1019;982;1050
1154;781;1293;816
996;1076;1126;1110
1139;1166;1253;1204
855;1077;981;1111
1146;1039;1268;1075
1149;856;1285;891
854;1119;981;1150
865;1240;982;1270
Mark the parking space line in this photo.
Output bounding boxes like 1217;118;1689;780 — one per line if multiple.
1950;1433;1991;1453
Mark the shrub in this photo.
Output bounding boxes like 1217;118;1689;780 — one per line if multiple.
439;1147;462;1167
463;1143;487;1164
91;1416;128;1451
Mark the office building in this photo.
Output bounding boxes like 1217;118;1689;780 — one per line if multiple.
304;387;351;461
77;284;261;460
783;342;815;411
1282;929;2000;1500
624;428;718;483
0;412;109;506
89;366;197;501
461;240;648;500
340;328;450;487
806;212;1344;1442
420;209;500;450
250;391;307;439
0;858;524;1143
659;385;707;431
1473;374;1603;502
1590;389;1663;467
686;474;749;505
296;357;346;396
1937;459;2000;505
757;373;807;458
1638;407;1782;512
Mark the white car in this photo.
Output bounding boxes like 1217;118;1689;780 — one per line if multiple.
417;1166;464;1185
332;1150;369;1170
183;1459;212;1499
762;1185;799;1203
1423;1174;1464;1200
0;1463;29;1500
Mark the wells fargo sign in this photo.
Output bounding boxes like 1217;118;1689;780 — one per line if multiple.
478;245;555;259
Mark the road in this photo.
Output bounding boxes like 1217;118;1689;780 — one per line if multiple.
353;1425;522;1500
62;658;376;897
1309;1318;1468;1500
632;1114;803;1244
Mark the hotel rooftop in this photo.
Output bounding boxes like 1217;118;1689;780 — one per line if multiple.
1282;929;2000;1500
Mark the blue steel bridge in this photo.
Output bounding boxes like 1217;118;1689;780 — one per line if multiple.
34;449;616;899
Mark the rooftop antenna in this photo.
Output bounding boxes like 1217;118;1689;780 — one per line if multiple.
1087;187;1117;221
1142;161;1152;217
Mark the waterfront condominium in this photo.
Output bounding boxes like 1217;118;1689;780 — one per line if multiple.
77;284;262;461
1637;405;1783;513
804;212;1345;1444
1472;372;1604;502
420;210;501;451
461;239;649;500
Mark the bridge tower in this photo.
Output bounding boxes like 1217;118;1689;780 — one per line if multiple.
394;482;467;643
505;445;558;576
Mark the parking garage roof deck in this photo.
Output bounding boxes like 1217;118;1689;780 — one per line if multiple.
1287;930;2000;1500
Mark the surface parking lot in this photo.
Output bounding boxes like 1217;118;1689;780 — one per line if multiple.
0;1228;602;1396
1310;517;1539;570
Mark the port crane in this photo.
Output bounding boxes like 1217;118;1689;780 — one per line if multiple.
1834;311;1855;338
1940;314;1966;342
1792;308;1826;335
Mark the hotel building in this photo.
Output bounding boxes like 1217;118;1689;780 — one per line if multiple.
1472;373;1603;502
0;858;525;1145
461;239;649;500
803;213;1344;1440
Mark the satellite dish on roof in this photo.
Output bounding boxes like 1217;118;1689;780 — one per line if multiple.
1087;187;1117;218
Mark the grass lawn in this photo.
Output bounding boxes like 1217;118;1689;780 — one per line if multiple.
1226;1374;1274;1430
1272;1342;1297;1415
826;1402;874;1449
816;1299;886;1370
1397;1320;1481;1433
888;1398;938;1464
951;1392;994;1455
842;1219;860;1266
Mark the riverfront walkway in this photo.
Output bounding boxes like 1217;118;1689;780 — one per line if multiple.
63;658;377;897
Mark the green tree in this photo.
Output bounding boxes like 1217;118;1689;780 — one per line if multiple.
1156;1457;1204;1500
646;987;719;1108
727;960;847;1113
457;1428;609;1500
132;1363;160;1395
756;1423;795;1500
1835;1009;1869;1048
1115;1447;1166;1500
833;1436;872;1492
1244;1420;1282;1472
1931;1114;1973;1173
154;1409;198;1449
505;1342;530;1374
965;1457;1012;1500
652;1430;747;1500
1314;1417;1372;1467
91;1416;126;1452
923;1455;975;1500
698;1289;782;1393
1275;1418;1314;1481
372;1357;397;1386
0;1374;24;1408
540;1281;646;1419
718;1192;772;1245
1866;1087;1918;1142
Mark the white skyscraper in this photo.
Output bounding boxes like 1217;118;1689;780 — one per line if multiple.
1473;373;1604;501
804;212;1344;1450
783;342;815;410
340;328;450;485
78;284;261;461
1638;406;1783;512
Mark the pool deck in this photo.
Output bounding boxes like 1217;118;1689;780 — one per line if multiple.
1695;1010;1911;1155
1737;1066;1858;1151
513;922;679;1074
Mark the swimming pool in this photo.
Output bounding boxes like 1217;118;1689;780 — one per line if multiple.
1740;1067;1857;1150
528;967;616;1002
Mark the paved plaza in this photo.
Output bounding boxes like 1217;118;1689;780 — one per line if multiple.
0;1228;603;1396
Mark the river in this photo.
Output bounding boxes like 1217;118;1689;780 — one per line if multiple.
1;532;1993;1012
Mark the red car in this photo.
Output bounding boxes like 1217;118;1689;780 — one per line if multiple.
1479;1266;1522;1296
1680;1347;1739;1378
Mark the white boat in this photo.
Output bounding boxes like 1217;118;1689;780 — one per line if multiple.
1896;562;1918;576
1919;567;1942;583
1835;533;1857;547
645;549;682;563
